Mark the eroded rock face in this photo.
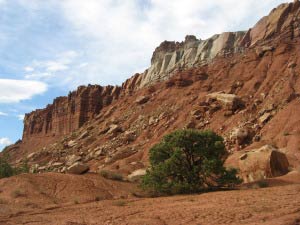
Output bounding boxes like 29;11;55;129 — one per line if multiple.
22;85;121;141
226;145;289;183
138;32;246;87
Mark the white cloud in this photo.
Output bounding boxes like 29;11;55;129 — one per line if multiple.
0;137;12;146
0;79;47;103
24;66;34;72
54;0;292;87
17;114;25;120
0;112;8;116
24;50;78;81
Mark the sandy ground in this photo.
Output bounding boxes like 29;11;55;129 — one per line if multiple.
0;172;300;225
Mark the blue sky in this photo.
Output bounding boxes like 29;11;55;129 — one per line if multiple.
0;0;292;150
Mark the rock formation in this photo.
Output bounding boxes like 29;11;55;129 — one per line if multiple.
22;85;121;142
226;145;289;183
3;1;300;183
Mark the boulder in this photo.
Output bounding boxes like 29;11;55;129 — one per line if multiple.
127;169;147;182
66;155;82;166
108;124;122;134
78;131;89;140
259;112;272;124
67;140;77;148
230;127;251;145
135;96;150;104
226;145;289;183
207;92;244;111
67;162;89;175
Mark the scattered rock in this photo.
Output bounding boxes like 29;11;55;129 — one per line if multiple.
288;61;297;68
66;155;82;166
230;127;251;145
127;169;147;182
67;162;89;175
135;96;150;104
52;162;64;167
108;124;123;135
207;92;244;111
78;131;89;140
67;140;77;148
259;112;272;124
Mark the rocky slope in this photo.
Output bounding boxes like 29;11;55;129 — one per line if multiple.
3;1;300;183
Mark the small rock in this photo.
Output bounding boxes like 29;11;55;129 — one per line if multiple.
66;155;82;166
128;169;147;182
108;124;122;134
135;96;150;104
67;162;89;175
259;113;272;124
67;140;77;148
78;131;89;140
52;162;64;167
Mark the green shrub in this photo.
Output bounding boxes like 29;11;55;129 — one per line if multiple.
0;155;30;179
0;155;14;179
141;129;241;195
257;180;269;188
14;160;30;174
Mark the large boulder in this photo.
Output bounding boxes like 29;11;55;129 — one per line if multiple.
230;127;252;145
207;92;244;111
67;162;89;175
226;145;289;183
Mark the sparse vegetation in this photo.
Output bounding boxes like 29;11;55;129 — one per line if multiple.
0;155;30;179
11;189;25;198
257;180;269;188
99;170;123;181
112;200;127;207
95;196;102;201
141;129;241;195
0;198;7;204
0;155;14;179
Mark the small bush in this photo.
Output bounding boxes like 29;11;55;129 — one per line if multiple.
112;200;127;207
11;189;25;198
95;196;102;201
99;170;123;181
0;155;14;179
141;129;241;195
0;198;7;204
0;155;30;179
257;180;269;188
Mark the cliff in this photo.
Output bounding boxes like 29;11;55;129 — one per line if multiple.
23;85;121;141
17;0;300;154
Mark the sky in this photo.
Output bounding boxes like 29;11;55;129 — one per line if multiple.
0;0;293;150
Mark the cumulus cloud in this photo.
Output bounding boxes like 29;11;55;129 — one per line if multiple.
17;114;25;120
53;0;292;87
24;50;78;82
0;111;8;116
0;79;47;103
0;137;12;146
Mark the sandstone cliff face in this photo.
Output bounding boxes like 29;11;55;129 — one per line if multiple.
23;85;121;141
137;1;300;88
137;32;246;87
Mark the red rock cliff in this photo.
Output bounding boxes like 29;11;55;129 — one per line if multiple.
23;85;121;141
21;0;300;148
